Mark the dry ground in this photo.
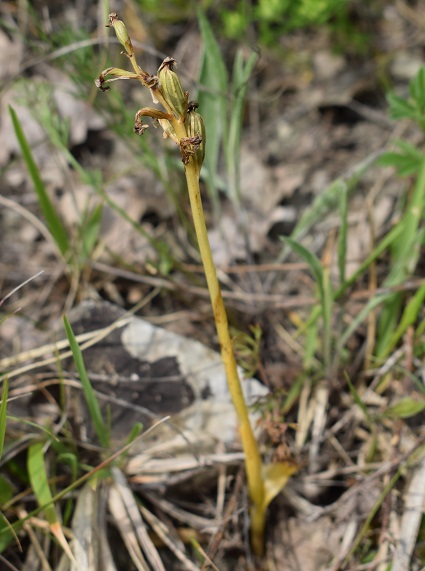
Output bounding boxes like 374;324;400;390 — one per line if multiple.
1;1;425;570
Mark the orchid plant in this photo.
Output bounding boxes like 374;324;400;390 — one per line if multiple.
96;13;296;556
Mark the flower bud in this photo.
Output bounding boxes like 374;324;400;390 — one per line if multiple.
157;57;187;119
107;13;133;56
185;101;205;170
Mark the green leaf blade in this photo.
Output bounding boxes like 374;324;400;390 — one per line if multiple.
27;442;75;563
27;442;57;526
63;316;109;448
9;106;69;256
196;9;228;214
385;397;425;419
281;237;333;368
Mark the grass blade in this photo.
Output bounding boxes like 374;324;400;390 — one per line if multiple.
226;49;258;204
63;316;109;448
0;417;169;547
80;202;103;262
6;416;59;441
8;106;69;256
376;154;425;357
0;511;21;553
338;294;388;353
344;372;372;424
387;281;425;355
197;9;228;218
338;181;348;285
296;220;405;339
282;237;332;369
0;379;8;460
266;151;380;291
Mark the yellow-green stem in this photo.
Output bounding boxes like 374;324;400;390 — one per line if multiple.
177;122;266;553
115;33;266;554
